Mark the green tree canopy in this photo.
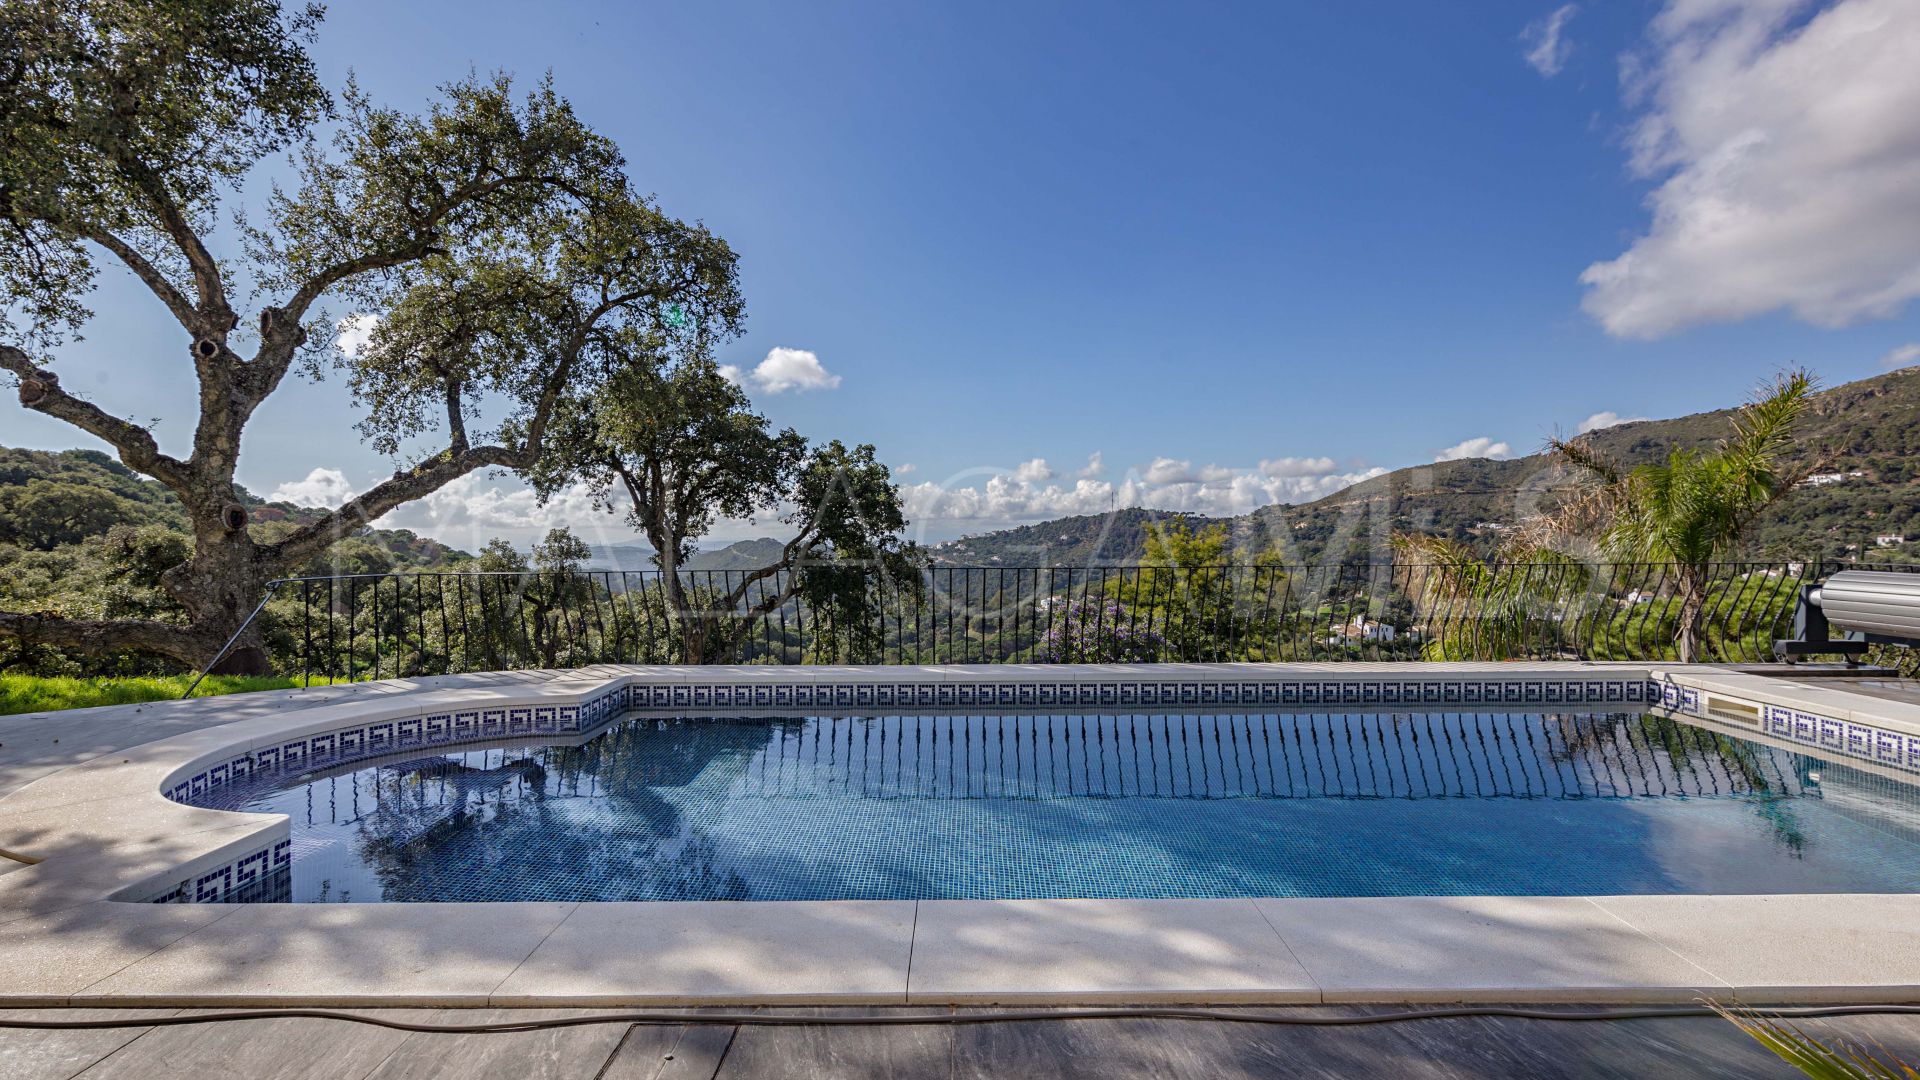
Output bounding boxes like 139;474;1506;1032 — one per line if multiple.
528;358;919;663
1;1;741;670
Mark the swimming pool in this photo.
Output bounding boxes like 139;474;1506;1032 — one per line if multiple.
192;709;1920;903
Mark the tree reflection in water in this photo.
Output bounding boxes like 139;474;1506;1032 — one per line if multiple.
214;710;1919;902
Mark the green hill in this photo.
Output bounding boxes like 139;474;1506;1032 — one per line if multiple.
586;537;797;574
0;446;469;570
939;367;1920;567
928;508;1232;568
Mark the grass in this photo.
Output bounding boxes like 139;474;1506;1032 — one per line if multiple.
1713;1003;1920;1078
0;673;343;715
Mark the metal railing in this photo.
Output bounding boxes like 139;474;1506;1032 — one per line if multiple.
240;559;1916;684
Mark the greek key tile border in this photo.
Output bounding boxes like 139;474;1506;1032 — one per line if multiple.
165;677;1657;816
163;690;618;806
620;676;1654;712
1657;681;1705;717
146;837;293;905
1758;703;1920;773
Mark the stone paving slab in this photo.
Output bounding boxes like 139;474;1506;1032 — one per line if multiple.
908;898;1317;1003
492;900;917;1005
76;901;580;1006
1254;896;1728;1004
1591;893;1920;1003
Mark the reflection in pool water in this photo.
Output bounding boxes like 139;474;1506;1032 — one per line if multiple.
197;711;1920;903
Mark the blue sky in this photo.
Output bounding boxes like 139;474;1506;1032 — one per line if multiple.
12;0;1920;549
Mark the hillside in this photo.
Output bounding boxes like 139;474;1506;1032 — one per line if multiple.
928;508;1233;568
939;367;1920;567
0;447;469;570
586;538;793;574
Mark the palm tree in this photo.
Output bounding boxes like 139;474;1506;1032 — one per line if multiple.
1391;533;1588;660
1537;370;1817;663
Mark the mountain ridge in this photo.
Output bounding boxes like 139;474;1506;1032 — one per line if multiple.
934;367;1920;567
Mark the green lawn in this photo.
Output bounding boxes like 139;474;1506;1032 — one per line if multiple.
0;673;340;715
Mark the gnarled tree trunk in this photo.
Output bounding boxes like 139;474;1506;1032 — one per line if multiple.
1674;568;1707;665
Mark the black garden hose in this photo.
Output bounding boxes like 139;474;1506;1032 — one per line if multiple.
5;1004;1920;1034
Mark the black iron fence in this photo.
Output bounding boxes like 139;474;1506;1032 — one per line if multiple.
252;559;1915;683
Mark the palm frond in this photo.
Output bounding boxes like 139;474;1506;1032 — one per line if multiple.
1546;435;1624;485
1726;368;1816;466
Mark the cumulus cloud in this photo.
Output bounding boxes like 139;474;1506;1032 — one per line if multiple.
722;347;842;394
895;462;917;475
1577;410;1649;433
1075;452;1105;480
1522;4;1579;77
1258;456;1341;478
1012;458;1054;484
900;457;1387;532
1139;458;1234;485
382;474;633;550
1883;343;1920;370
269;467;357;509
1434;437;1514;462
1141;457;1196;485
1582;0;1920;338
335;314;378;359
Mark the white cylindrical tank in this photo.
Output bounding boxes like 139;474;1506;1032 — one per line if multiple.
1817;571;1920;642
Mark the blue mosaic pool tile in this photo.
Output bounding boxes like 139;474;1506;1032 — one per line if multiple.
173;673;1920;833
195;711;1920;905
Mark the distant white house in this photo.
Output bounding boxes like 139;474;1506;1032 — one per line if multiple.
1328;616;1397;645
1878;535;1908;548
1802;470;1868;487
1624;589;1657;604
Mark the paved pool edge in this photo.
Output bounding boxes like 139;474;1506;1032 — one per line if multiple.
6;662;1920;1007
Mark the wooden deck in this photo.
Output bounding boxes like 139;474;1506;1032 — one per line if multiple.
8;1006;1920;1079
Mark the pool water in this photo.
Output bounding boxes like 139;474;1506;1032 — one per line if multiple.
198;711;1920;903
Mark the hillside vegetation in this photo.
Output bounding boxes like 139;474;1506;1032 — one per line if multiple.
938;368;1920;567
0;447;468;675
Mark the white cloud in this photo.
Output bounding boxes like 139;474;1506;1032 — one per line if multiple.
269;467;357;509
725;347;842;394
1577;410;1649;433
1522;4;1580;77
1258;455;1341;478
1075;452;1105;480
1435;437;1514;462
1582;0;1920;338
1142;457;1199;485
900;457;1388;534
1139;457;1236;486
1012;458;1054;484
1882;343;1920;369
335;313;378;359
382;474;635;550
895;462;917;475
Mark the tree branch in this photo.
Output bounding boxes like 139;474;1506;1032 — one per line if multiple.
0;610;206;666
261;442;520;568
282;241;439;326
77;225;200;332
278;172;589;326
115;156;233;329
3;345;194;495
722;526;818;612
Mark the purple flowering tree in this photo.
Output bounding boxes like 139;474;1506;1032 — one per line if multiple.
1040;600;1167;663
